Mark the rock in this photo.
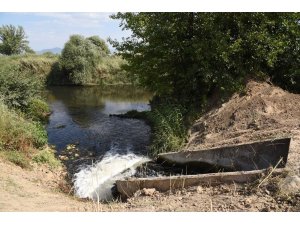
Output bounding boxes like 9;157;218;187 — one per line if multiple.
59;155;69;161
142;188;157;196
196;186;203;194
261;207;270;212
66;144;76;150
245;204;251;208
74;153;79;157
244;198;252;205
279;175;300;195
133;190;142;197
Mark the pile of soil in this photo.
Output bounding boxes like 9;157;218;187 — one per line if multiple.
186;81;300;172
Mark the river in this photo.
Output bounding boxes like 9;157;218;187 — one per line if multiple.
45;85;152;201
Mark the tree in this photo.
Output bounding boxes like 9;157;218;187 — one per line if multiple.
59;35;109;85
87;36;110;55
0;25;33;55
110;13;300;103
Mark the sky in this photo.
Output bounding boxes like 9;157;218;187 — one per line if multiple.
0;12;130;51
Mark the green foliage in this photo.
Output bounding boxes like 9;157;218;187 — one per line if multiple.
0;150;31;169
111;13;300;103
26;98;50;122
0;55;58;117
59;35;110;85
110;13;300;154
0;64;43;110
147;105;187;156
33;148;61;169
0;25;33;55
88;36;110;55
19;55;57;77
0;100;47;153
96;55;130;85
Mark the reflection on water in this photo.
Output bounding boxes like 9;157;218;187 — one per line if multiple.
46;85;152;156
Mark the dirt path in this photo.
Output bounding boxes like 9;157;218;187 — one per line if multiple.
0;158;93;211
1;155;299;212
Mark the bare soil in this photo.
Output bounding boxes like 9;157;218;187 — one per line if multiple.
187;81;300;172
1;81;299;211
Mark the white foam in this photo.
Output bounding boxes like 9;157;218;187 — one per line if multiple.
73;147;150;201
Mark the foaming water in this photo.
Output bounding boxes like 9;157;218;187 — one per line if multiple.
73;147;150;201
46;86;152;201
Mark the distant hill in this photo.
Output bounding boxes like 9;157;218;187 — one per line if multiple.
37;47;62;55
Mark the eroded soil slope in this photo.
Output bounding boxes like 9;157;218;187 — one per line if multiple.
187;81;300;172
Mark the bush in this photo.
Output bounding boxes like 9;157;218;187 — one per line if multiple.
59;35;109;85
95;55;129;85
19;55;57;78
26;98;50;122
0;63;43;110
0;100;47;152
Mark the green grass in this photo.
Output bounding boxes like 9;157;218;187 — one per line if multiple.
0;150;31;169
122;104;187;156
95;55;130;85
147;105;187;156
0;100;47;152
0;100;58;169
32;147;62;169
26;98;50;123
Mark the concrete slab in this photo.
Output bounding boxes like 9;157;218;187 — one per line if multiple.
116;168;285;198
158;138;291;171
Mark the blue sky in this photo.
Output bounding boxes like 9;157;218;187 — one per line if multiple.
0;12;129;51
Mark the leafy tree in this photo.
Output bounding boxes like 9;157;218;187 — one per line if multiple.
59;35;109;85
87;36;110;55
111;13;300;104
0;25;33;55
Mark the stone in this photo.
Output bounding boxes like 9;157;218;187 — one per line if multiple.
142;188;157;196
244;197;252;205
196;186;203;194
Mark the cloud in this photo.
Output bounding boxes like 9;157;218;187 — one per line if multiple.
0;12;126;51
31;12;112;28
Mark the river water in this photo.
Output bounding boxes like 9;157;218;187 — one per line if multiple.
45;85;152;201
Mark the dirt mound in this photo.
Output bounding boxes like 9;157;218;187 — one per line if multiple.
187;81;300;171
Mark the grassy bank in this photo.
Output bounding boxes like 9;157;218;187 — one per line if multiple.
0;53;131;86
119;103;199;156
0;53;134;168
0;54;61;169
50;54;129;86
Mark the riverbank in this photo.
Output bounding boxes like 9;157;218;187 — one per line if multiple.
1;80;300;211
1;155;299;212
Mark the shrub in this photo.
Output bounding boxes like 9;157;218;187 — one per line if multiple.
0;100;47;152
59;35;109;85
26;98;50;122
95;55;129;85
0;64;43;110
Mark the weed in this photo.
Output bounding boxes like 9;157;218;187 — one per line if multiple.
26;98;50;122
0;100;47;152
32;147;61;169
0;150;31;169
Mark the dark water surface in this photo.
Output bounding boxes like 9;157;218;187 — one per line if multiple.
46;85;152;157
